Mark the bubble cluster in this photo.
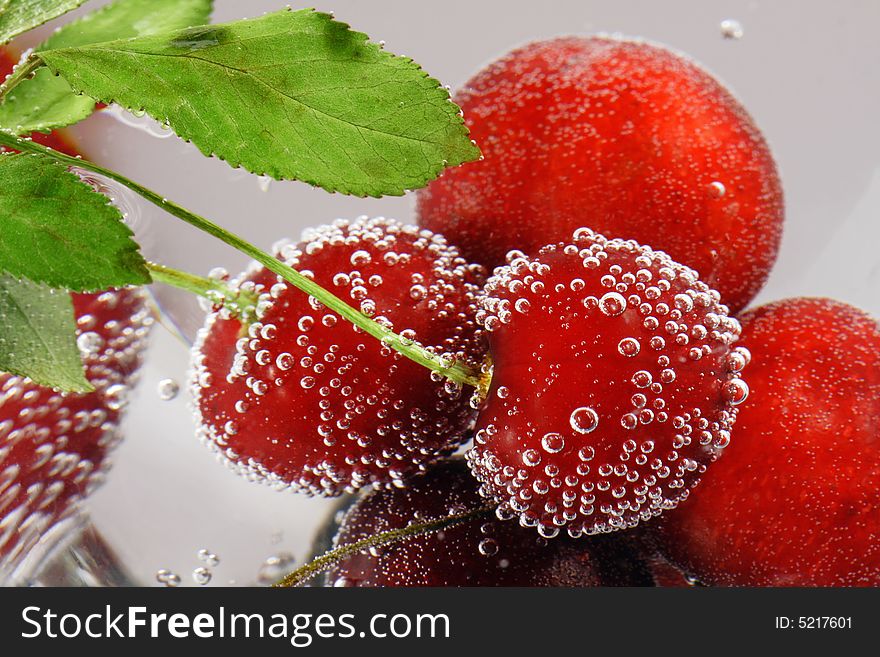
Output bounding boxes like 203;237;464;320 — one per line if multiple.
190;217;487;496
0;289;152;579
468;228;747;537
197;547;220;567
156;569;181;587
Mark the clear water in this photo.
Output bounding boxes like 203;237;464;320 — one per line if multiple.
14;0;880;585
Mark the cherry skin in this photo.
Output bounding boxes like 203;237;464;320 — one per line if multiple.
418;36;783;313
468;227;748;538
0;288;152;568
191;217;487;496
327;458;653;586
651;298;880;586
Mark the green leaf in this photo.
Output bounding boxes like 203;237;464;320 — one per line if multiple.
44;0;211;47
0;151;150;291
0;0;88;45
36;8;481;197
0;273;90;392
0;0;213;134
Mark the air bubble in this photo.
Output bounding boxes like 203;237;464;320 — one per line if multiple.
617;337;640;357
104;384;129;410
76;332;103;355
714;430;732;449
569;407;599;434
157;378;179;401
674;294;694;313
578;446;596;462
541;433;565;453
724;378;749;405
515;298;531;314
257;552;296;585
660;369;676;383
350;250;372;266
599;292;627;316
708;181;726;198
192;567;212;585
720;18;744;39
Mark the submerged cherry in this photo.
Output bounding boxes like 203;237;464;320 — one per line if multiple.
191;217;487;496
1;288;152;570
327;458;653;586
418;36;783;313
467;227;747;538
651;298;880;586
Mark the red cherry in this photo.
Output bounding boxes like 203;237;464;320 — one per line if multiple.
191;217;487;496
418;36;783;313
327;458;653;586
651;298;880;586
1;288;152;571
0;47;82;157
468;227;747;538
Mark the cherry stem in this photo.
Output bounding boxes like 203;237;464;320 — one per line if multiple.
0;54;41;102
273;506;494;588
145;261;257;323
0;130;485;389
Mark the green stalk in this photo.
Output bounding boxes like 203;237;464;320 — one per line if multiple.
274;506;494;588
0;54;41;102
145;261;257;322
0;130;484;388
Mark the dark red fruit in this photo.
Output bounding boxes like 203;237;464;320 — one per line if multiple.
0;47;82;157
1;288;152;571
468;227;748;538
652;298;880;586
647;555;695;587
328;458;653;586
418;36;783;313
191;217;486;496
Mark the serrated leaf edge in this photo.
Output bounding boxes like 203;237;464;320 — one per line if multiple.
0;151;151;291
